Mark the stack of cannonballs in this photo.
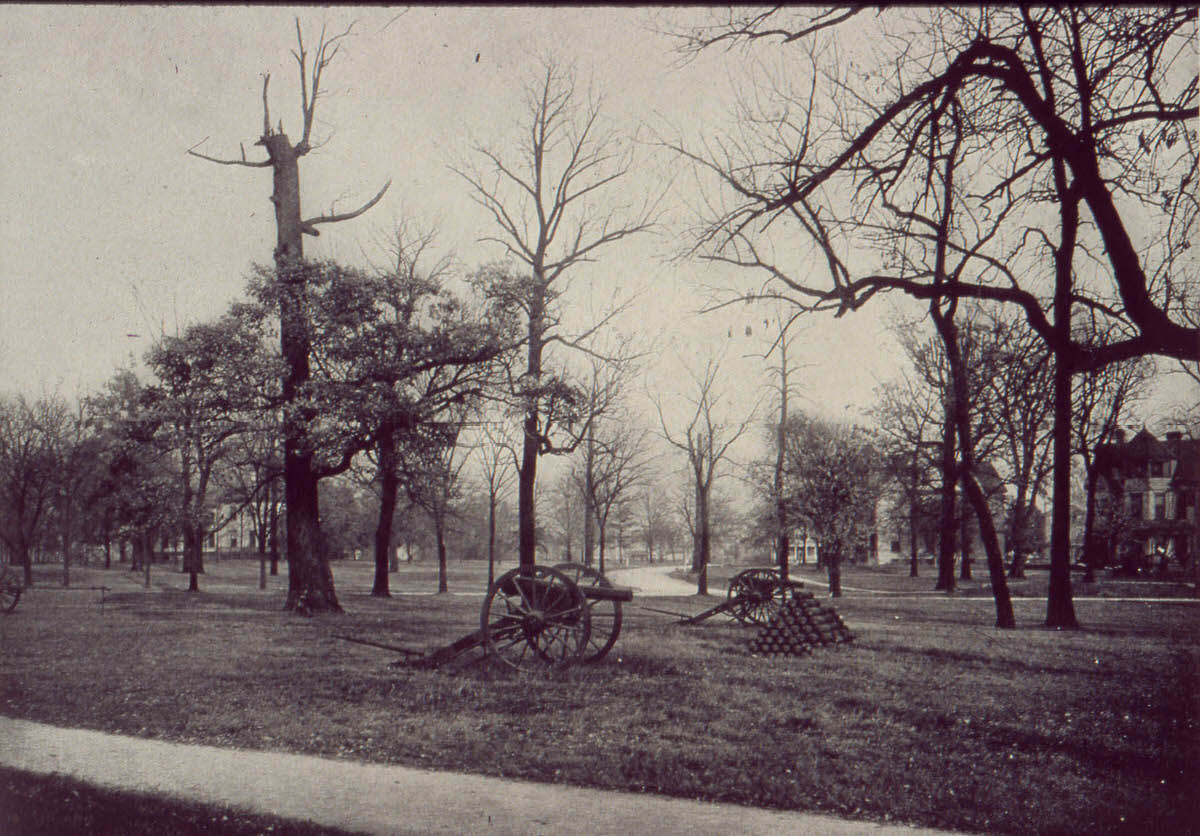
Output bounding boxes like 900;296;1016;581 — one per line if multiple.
748;588;854;657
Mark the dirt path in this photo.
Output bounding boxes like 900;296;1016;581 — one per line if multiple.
605;564;709;597
0;716;965;835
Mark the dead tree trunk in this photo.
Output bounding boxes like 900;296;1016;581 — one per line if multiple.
188;22;388;613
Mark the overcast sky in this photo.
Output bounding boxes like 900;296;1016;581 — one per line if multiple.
0;5;1190;454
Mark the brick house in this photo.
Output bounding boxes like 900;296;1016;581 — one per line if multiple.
1093;428;1199;572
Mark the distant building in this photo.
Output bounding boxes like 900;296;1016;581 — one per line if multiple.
1093;428;1199;572
873;461;1009;567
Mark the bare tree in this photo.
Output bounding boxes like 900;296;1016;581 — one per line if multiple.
976;309;1056;580
43;397;97;588
871;367;942;578
471;421;519;588
401;418;468;594
0;396;60;586
575;416;650;576
666;6;1198;628
189;19;390;613
456;63;653;568
658;356;755;594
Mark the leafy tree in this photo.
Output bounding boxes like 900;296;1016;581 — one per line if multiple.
780;413;883;597
316;243;511;596
144;310;273;591
86;370;178;589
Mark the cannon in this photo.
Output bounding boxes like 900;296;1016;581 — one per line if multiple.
338;563;632;672
678;568;805;627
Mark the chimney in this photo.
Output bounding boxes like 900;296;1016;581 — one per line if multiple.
1115;428;1126;443
1166;431;1182;444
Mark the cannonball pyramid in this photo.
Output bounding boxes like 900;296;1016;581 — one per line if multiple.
747;589;854;657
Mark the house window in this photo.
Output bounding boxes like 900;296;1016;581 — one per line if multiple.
1151;461;1164;478
1129;493;1143;519
1154;493;1166;520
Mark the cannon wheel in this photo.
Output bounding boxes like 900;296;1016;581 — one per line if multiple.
481;566;591;671
554;563;623;663
0;566;22;614
727;568;789;626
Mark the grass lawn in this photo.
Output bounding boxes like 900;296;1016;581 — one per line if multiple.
1;556;1197;835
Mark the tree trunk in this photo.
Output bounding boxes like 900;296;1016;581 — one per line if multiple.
1081;466;1101;583
935;410;958;592
487;495;497;588
696;483;710;595
1045;152;1080;629
959;509;973;581
1046;351;1078;627
263;131;340;615
60;497;72;589
1008;497;1029;580
435;514;448;593
182;524;204;593
141;531;153;589
597;522;607;576
372;426;398;598
961;471;1015;627
517;292;545;569
268;487;280;576
909;494;920;578
584;427;596;568
934;302;1015;627
17;541;33;587
826;543;842;597
775;334;790;583
255;499;268;589
259;528;268;591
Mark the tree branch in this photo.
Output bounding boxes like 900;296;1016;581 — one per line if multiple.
302;181;392;234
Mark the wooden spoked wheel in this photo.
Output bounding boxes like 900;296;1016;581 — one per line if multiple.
727;568;789;626
553;563;623;663
482;566;591;671
0;566;22;614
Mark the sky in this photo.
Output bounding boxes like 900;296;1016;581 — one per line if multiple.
0;5;1192;474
